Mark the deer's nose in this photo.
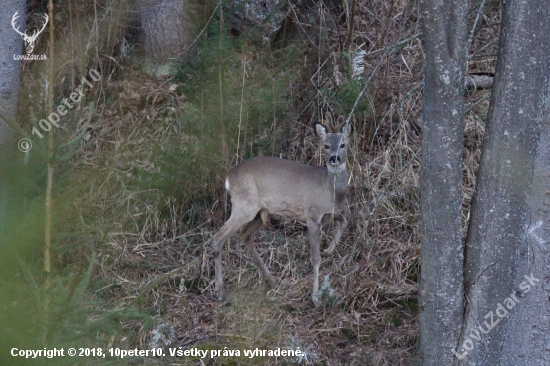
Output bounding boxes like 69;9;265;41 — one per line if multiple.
330;155;341;165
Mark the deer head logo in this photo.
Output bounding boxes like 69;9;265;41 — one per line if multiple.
11;11;48;55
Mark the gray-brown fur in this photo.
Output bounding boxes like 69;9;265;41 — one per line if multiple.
213;113;351;306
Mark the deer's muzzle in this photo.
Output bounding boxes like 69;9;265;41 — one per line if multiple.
329;155;341;165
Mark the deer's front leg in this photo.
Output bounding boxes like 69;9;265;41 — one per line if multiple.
307;219;322;307
322;214;347;257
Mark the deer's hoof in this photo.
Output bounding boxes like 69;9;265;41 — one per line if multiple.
217;289;226;302
312;297;322;308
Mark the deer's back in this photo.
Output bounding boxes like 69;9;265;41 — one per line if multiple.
226;157;343;222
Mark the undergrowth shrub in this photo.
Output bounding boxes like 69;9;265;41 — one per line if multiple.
136;11;298;208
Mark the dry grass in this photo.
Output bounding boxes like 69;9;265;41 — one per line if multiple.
15;0;501;364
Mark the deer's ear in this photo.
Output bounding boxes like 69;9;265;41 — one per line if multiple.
314;123;327;140
324;112;333;125
341;119;352;139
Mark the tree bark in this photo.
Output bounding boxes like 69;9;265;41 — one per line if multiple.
139;0;193;62
0;0;25;236
500;88;550;365
457;1;550;364
418;0;468;364
0;0;25;156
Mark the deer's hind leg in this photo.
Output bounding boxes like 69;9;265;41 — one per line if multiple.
240;212;276;288
213;204;259;302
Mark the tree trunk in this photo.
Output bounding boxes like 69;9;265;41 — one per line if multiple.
418;0;468;364
139;0;193;62
0;0;25;236
457;1;550;364
0;1;25;155
500;90;550;364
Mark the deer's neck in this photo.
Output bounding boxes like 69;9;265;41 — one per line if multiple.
327;164;348;207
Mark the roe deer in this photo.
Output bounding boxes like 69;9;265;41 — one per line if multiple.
213;113;351;306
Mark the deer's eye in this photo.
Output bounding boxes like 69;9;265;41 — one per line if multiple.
340;144;345;148
324;145;330;149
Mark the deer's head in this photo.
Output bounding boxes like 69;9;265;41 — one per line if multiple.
314;113;352;172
